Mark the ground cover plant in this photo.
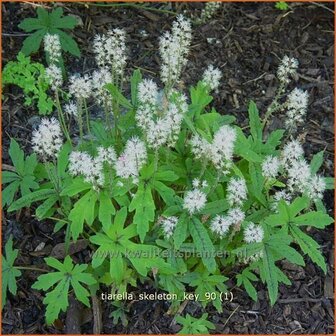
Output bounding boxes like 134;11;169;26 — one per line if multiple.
2;2;334;334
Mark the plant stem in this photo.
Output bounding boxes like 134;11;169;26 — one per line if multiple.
83;99;91;135
77;100;84;142
262;82;285;129
199;159;208;179
55;90;72;145
17;266;49;273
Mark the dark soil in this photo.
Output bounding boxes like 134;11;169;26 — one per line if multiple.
1;2;334;335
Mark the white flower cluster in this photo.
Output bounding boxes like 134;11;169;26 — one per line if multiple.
227;177;247;206
183;188;207;215
44;34;63;90
277;55;299;85
242;250;264;264
93;28;127;77
32;117;63;160
210;207;245;238
115;137;147;184
272;190;292;210
192;178;208;189
159;15;192;86
136;79;188;148
64;101;78;117
44;34;61;64
262;156;280;179
190;125;236;173
244;222;264;243
69;146;116;188
161;216;178;238
69;74;92;100
45;64;63;91
281;140;326;201
285;88;309;130
91;68;113;107
202;65;222;91
69;138;147;188
210;215;232;238
197;2;221;23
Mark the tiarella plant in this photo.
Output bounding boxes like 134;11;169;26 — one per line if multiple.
2;15;334;329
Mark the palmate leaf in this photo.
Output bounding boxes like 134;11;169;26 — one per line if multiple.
2;236;21;308
176;313;215;335
18;7;80;57
90;208;172;279
32;256;95;324
188;272;228;312
264;197;333;273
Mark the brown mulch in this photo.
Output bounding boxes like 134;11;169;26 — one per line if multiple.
1;2;334;334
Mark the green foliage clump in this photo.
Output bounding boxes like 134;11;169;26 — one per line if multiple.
2;52;53;114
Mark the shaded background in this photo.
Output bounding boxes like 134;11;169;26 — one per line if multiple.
2;2;334;334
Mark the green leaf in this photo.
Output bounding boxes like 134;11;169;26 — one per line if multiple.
8;189;57;212
153;181;176;205
9;139;25;175
129;183;155;242
293;211;333;229
21;29;46;56
237;270;258;302
131;69;142;106
248;162;266;206
2;171;19;184
248;101;262;143
35;195;58;219
18;17;46;32
173;214;188;249
264;129;284;150
189;82;213;117
235;128;262;162
2;181;20;207
105;83;133;109
275;1;289;10
324;177;334;190
262;245;278;305
54;14;78;30
98;191;116;231
189;217;216;273
290;225;327;273
60;178;91;196
57;142;71;178
69;190;98;241
176;313;215;334
2;236;21;308
200;199;229;215
154;169;179;182
310;151;324;174
51;29;80;57
32;256;95;324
